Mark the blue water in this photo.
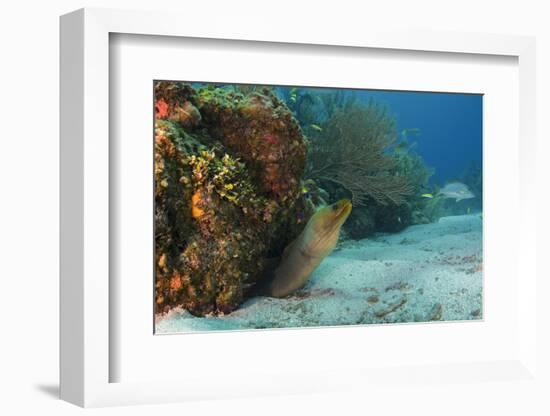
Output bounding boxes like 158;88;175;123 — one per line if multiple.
356;90;483;185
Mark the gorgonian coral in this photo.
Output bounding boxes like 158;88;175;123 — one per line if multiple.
306;101;413;206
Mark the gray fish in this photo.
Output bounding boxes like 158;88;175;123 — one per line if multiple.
438;182;475;202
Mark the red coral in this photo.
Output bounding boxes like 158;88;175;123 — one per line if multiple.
263;133;278;145
155;99;169;119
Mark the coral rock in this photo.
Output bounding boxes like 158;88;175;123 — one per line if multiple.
154;81;310;317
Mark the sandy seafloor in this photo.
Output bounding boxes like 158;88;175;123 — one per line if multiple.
156;214;483;333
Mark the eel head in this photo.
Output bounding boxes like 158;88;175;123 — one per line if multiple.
302;198;352;258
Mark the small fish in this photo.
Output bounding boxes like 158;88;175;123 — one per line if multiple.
289;87;298;103
310;124;323;132
395;141;409;152
467;207;472;214
421;193;434;199
401;128;421;139
438;182;475;202
301;185;310;197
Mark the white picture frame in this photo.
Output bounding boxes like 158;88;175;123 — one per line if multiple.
60;8;538;408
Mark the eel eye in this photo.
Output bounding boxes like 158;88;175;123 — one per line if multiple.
332;204;339;211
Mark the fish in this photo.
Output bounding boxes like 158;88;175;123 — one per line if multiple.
263;199;352;298
438;182;475;202
289;87;298;103
310;124;323;132
401;128;421;139
421;193;434;199
395;141;409;152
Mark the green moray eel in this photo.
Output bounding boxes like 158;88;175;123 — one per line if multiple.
265;198;352;298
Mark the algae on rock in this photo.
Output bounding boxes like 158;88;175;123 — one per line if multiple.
154;81;311;317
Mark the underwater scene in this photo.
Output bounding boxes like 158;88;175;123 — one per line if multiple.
154;81;483;333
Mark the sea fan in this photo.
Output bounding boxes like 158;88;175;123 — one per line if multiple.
306;101;413;206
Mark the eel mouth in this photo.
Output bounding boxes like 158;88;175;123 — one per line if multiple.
333;198;353;223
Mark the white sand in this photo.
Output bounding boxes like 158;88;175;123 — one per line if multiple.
156;214;483;333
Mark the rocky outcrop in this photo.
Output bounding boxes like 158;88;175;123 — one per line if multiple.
154;82;311;316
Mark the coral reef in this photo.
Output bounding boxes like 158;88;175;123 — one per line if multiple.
154;82;438;314
318;88;357;119
155;82;311;316
387;137;434;228
196;86;306;201
286;89;321;126
303;99;433;238
306;102;413;207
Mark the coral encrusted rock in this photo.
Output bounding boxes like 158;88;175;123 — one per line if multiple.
154;81;311;316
